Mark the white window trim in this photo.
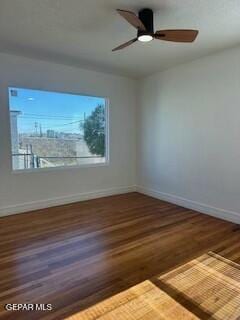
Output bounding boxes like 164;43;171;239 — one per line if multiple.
8;87;110;173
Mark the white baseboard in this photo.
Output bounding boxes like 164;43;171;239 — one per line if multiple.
2;185;240;225
137;186;240;225
0;185;137;217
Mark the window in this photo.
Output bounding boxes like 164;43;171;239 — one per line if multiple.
9;87;108;171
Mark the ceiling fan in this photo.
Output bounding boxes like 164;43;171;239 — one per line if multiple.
112;8;199;51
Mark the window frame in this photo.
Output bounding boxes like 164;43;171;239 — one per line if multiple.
8;87;110;173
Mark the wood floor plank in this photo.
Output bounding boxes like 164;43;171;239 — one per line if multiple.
0;192;239;319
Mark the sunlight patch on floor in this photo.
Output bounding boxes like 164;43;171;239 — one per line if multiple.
158;251;240;320
65;252;240;320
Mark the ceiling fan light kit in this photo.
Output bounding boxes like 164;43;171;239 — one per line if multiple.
138;34;153;42
112;8;199;51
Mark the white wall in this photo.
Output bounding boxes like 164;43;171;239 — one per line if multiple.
138;46;240;224
0;53;137;215
2;46;240;223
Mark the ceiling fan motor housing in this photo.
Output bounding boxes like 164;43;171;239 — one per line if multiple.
138;8;154;37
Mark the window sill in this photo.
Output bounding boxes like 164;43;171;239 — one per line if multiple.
11;161;109;174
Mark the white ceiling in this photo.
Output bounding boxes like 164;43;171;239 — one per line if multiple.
0;0;240;78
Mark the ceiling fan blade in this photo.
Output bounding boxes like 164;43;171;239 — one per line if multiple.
112;38;138;52
117;9;146;31
154;30;199;43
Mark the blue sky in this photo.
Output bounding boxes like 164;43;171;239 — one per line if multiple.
9;87;105;134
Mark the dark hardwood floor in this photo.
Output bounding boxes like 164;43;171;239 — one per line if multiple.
0;192;240;319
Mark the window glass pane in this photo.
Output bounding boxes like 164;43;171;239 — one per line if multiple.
9;87;108;170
